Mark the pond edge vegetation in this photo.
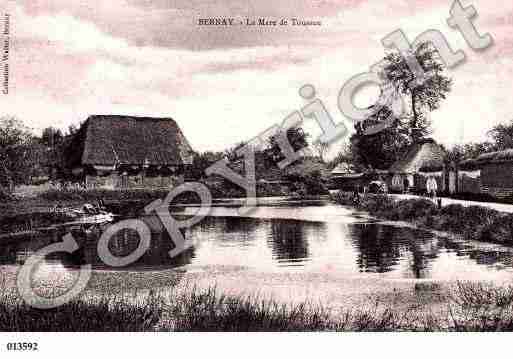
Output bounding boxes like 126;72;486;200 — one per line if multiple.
333;192;513;246
2;282;513;331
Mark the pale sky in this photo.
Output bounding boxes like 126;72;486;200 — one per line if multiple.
1;0;512;156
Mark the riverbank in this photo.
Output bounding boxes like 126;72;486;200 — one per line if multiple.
1;279;512;331
332;192;513;246
1;187;329;236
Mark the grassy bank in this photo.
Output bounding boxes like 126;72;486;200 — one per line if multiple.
1;184;328;234
0;211;77;236
2;282;513;331
333;192;513;245
0;289;162;331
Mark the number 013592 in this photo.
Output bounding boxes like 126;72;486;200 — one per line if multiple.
6;342;39;351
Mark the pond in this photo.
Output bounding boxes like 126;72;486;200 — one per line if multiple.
2;198;513;284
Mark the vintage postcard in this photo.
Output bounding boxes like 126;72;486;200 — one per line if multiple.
0;0;512;354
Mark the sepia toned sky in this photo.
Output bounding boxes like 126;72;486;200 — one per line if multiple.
2;0;513;155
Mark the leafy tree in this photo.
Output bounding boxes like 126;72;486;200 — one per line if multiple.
444;142;496;163
380;42;451;142
349;106;411;171
347;42;452;170
40;127;64;147
190;151;224;180
488;121;513;151
0;116;32;148
0;116;35;189
265;127;309;165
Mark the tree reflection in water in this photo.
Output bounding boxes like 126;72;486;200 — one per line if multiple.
5;207;513;280
267;219;310;264
350;224;442;278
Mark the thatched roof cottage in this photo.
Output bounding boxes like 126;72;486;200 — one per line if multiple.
389;138;446;192
66;115;194;189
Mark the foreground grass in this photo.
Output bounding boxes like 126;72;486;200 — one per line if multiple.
333;192;513;246
2;282;513;331
0;289;163;331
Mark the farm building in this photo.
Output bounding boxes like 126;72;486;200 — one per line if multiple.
330;164;389;191
65;115;194;189
330;162;363;190
388;138;447;193
473;149;513;198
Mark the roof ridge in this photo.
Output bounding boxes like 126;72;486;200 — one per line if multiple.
87;114;175;122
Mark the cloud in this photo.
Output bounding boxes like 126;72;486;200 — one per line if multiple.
3;0;513;156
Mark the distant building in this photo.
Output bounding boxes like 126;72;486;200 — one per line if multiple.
330;162;364;190
388;138;446;193
330;162;389;191
473;149;513;198
65;115;194;189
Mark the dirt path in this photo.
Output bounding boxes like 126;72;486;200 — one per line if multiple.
390;193;513;213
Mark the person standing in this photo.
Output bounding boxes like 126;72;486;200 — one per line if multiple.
431;177;438;198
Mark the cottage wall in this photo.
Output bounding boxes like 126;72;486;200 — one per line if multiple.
458;170;481;194
481;163;513;198
417;171;443;193
390;174;403;191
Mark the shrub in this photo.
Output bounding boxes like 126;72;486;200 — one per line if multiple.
448;282;513;331
332;193;512;246
437;205;500;238
362;194;396;215
476;214;513;245
285;170;328;196
392;198;438;220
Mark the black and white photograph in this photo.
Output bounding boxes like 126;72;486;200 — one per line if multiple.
1;0;513;355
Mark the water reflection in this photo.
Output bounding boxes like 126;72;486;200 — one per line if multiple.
4;201;513;281
0;223;194;271
351;224;402;273
350;224;444;278
268;219;310;265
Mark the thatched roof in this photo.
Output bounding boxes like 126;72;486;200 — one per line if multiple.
458;158;480;171
475;149;513;164
389;139;445;173
70;115;193;167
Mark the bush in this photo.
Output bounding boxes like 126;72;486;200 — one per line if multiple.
475;214;513;245
449;282;513;331
360;194;396;215
437;205;500;238
393;198;438;220
332;193;512;246
285;170;328;196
